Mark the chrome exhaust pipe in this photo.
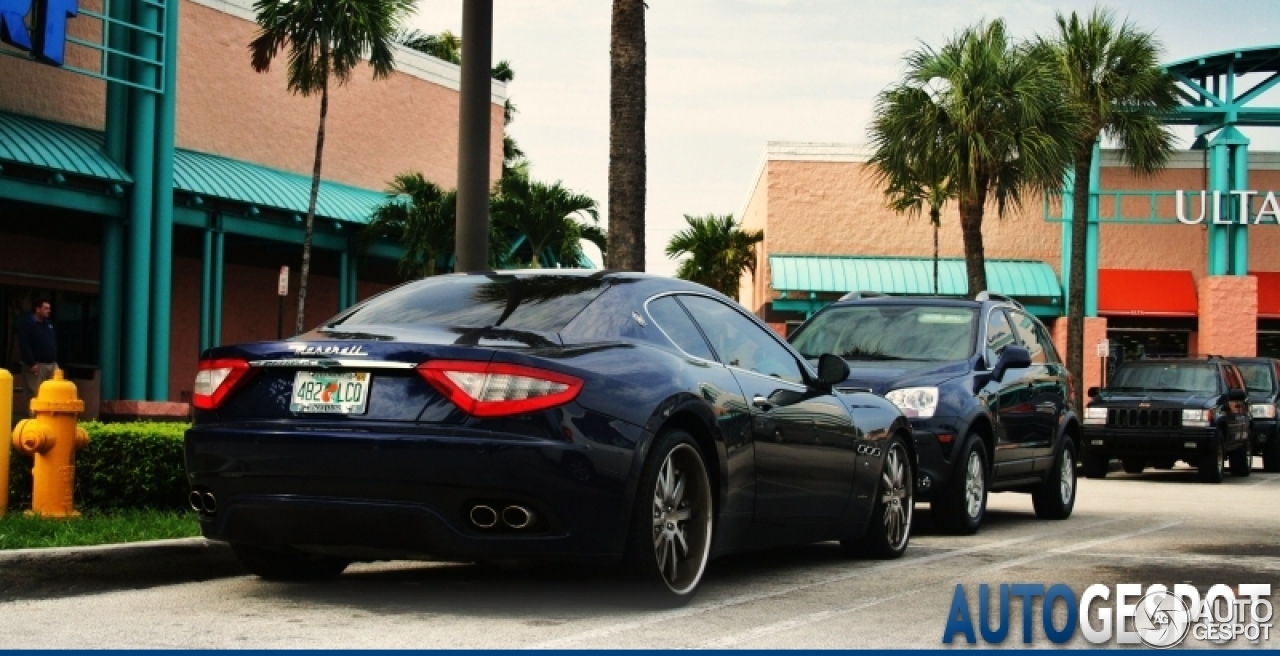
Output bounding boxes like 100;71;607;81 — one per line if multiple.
502;505;535;529
189;491;204;513
469;505;498;529
202;492;217;514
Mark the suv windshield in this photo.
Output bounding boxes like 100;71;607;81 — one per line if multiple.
1108;363;1220;394
1236;362;1276;393
790;305;977;362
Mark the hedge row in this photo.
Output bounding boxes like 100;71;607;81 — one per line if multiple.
6;421;191;512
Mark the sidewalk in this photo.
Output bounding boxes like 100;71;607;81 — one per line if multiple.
0;537;244;602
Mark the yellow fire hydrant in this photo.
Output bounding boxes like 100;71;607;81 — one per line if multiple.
12;369;88;518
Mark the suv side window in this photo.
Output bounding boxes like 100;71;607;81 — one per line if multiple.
1009;310;1049;365
679;295;805;384
1224;364;1246;393
646;296;716;361
985;308;1016;365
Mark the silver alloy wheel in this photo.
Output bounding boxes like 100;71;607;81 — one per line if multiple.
881;443;912;550
651;444;712;595
965;451;985;519
1215;440;1225;477
1059;449;1075;505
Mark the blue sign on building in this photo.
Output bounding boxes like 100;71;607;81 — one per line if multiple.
0;0;79;66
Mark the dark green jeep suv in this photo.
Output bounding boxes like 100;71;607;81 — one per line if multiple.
1082;357;1252;483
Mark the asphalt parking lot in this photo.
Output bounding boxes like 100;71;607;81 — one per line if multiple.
1;463;1277;649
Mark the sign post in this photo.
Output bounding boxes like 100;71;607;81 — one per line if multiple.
277;266;289;340
1095;338;1111;388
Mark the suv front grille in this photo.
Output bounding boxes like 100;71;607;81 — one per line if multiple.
1107;408;1183;429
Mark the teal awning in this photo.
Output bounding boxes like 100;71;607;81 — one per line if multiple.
770;255;1062;316
0;112;385;224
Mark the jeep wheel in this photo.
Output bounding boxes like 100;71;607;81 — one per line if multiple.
1081;451;1109;479
1229;443;1252;477
1032;439;1076;520
1265;437;1280;473
931;437;987;535
231;544;349;581
1198;434;1226;484
1121;458;1145;475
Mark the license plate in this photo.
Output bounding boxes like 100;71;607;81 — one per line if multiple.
290;371;371;414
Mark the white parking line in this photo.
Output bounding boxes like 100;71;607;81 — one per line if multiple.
530;518;1120;649
701;520;1181;648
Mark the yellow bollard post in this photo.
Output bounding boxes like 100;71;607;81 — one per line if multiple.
0;369;11;518
12;369;87;518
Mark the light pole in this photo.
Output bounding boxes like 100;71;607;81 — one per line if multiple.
454;0;493;273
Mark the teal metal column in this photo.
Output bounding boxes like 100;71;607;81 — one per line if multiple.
199;227;211;353
99;217;124;400
1085;141;1100;317
147;0;180;401
1059;168;1074;311
348;248;358;306
122;0;162;400
1230;137;1251;275
211;223;224;347
103;0;131;163
1208;135;1232;276
338;247;350;312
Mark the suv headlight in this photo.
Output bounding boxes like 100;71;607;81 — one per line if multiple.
1251;403;1277;419
1084;407;1108;425
1183;409;1214;428
884;387;939;419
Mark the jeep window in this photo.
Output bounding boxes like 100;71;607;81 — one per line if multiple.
789;305;976;362
986;309;1016;364
1009;310;1049;365
1236;362;1275;393
1108;363;1221;394
1224;365;1246;393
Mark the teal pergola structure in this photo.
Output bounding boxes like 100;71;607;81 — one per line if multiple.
1049;45;1280;315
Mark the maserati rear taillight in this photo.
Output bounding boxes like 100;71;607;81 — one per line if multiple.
193;358;251;410
417;360;583;417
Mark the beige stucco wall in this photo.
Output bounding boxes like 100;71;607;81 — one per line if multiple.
0;0;505;190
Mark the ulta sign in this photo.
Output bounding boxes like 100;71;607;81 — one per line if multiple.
1176;190;1280;225
0;0;78;66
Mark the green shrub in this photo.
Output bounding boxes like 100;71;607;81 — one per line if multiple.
6;421;191;512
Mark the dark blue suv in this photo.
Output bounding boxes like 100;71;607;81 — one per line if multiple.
788;292;1080;534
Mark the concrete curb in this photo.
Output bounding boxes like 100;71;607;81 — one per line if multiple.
0;536;215;561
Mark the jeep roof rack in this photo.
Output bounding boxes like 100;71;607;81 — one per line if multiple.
973;291;1024;309
838;291;890;301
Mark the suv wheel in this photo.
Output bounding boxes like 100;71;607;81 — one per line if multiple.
1265;437;1280;473
231;544;349;581
1198;434;1226;484
932;437;987;535
843;435;913;558
1121;458;1145;475
1081;450;1109;479
1032;439;1076;520
1229;443;1252;477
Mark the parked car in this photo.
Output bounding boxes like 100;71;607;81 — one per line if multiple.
185;271;914;602
1228;357;1280;472
1082;356;1252;482
787;292;1079;536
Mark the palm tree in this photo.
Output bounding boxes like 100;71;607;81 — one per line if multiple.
365;173;456;278
873;136;954;295
869;19;1078;296
608;0;646;271
249;0;415;335
394;28;461;63
665;214;764;300
493;175;605;268
1038;8;1178;412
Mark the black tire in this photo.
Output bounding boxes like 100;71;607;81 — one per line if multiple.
231;544;349;581
1229;443;1252;477
1081;451;1109;479
1033;439;1076;520
1199;434;1226;484
1265;436;1280;473
622;429;714;605
1152;459;1177;470
1122;458;1145;475
843;435;913;559
931;436;987;536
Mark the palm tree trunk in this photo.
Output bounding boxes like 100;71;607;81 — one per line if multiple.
295;73;328;336
930;207;941;295
957;194;987;297
608;0;646;271
1067;147;1092;414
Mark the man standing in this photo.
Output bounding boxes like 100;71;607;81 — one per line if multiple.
17;299;57;398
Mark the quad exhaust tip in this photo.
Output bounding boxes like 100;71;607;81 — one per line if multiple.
502;505;534;529
469;505;498;529
189;490;217;514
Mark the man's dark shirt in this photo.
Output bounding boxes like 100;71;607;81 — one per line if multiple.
17;315;57;366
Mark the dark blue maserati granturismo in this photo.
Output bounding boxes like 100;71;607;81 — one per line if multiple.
185;271;914;601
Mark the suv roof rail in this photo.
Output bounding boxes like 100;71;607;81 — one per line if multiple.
838;291;890;301
973;291;1024;308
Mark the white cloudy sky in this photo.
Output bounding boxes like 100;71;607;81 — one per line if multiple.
406;1;1280;275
